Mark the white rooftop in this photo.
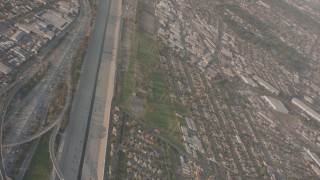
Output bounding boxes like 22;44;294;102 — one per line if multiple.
0;62;12;75
262;96;288;113
292;98;320;122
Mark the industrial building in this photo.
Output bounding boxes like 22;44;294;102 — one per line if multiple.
0;62;12;74
304;147;320;168
10;30;26;42
180;126;188;136
253;75;280;95
57;1;72;13
39;10;72;30
15;23;55;40
262;96;288;113
185;117;196;131
240;75;257;87
292;98;320;122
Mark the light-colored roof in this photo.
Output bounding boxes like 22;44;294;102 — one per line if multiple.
40;10;71;30
0;62;12;74
186;117;196;130
253;75;279;95
240;75;257;87
262;96;288;113
10;30;25;42
292;98;320;122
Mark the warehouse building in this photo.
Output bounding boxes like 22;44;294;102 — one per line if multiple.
15;23;55;40
240;75;257;87
253;75;280;95
39;10;72;30
0;62;12;74
262;96;288;113
10;30;26;42
292;98;320;122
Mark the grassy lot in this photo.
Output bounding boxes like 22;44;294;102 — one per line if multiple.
24;135;51;180
145;69;175;130
116;151;127;179
119;62;135;108
118;28;187;146
174;101;191;116
119;24;158;108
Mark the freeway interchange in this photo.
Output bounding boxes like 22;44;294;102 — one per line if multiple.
0;0;106;178
0;0;123;178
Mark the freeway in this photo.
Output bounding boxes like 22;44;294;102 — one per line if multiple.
0;86;20;179
0;0;82;97
50;125;63;179
2;0;91;149
0;0;90;178
58;0;114;179
2;27;88;147
0;76;30;179
49;0;91;175
2;115;58;148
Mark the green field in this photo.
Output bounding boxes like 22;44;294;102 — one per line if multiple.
119;61;136;108
24;135;52;180
118;28;188;145
116;151;127;178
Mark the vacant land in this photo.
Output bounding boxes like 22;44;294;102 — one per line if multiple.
118;24;186;145
119;12;190;149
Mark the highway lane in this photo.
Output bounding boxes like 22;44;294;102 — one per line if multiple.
80;0;122;179
0;80;26;180
0;0;88;98
50;125;63;179
15;139;39;180
59;0;113;179
0;102;11;180
0;3;82;97
2;0;90;148
2;35;84;147
0;0;90;178
49;0;92;175
1;2;89;136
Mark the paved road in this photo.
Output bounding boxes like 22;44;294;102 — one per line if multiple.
0;78;30;180
50;125;63;179
14;138;40;180
0;2;82;97
59;0;114;179
0;0;90;179
2;23;88;148
80;0;122;179
49;0;91;174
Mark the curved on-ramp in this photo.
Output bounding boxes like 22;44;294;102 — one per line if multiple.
49;125;65;180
